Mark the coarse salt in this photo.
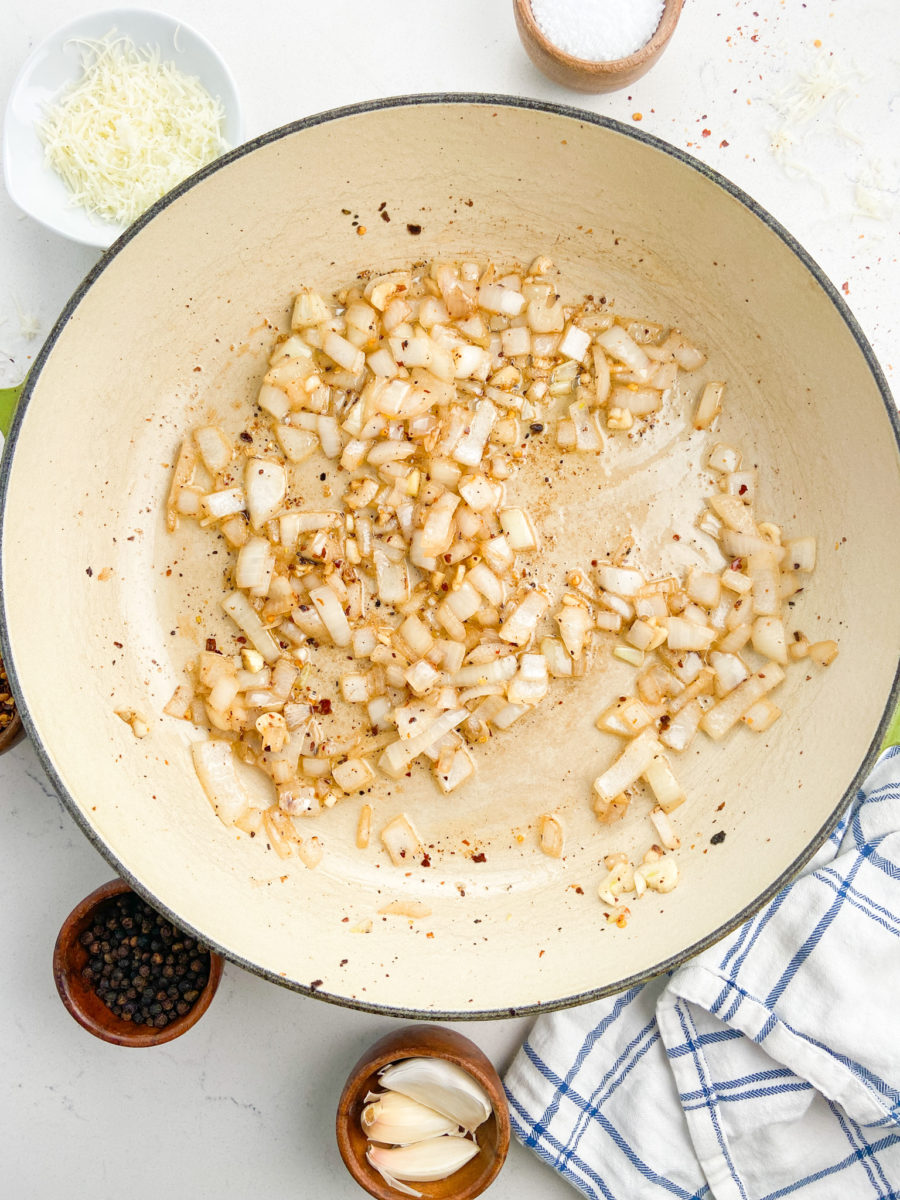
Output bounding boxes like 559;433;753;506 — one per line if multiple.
531;0;666;62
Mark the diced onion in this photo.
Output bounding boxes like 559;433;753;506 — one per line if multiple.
643;752;686;813
593;729;660;803
235;536;274;592
309;586;352;647
164;253;832;920
751;616;788;664
191;740;249;827
595;565;645;597
499;590;549;646
700;663;784;741
245;458;286;529
596;325;652;377
221;591;280;663
694;381;725;429
203;487;246;519
380;813;424;865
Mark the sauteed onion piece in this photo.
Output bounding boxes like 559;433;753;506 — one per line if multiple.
164;255;837;906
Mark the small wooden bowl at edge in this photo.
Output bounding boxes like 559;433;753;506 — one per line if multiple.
513;0;684;93
0;708;25;754
53;878;224;1047
336;1024;511;1200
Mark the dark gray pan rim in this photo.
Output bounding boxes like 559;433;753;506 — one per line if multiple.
2;93;899;1020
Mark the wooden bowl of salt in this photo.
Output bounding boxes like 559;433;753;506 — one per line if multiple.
513;0;684;92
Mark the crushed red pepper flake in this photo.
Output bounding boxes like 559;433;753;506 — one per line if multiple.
0;657;18;731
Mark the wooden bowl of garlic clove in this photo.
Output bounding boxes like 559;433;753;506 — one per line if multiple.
336;1024;510;1200
513;0;684;93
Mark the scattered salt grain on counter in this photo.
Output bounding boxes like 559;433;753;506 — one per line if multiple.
531;0;665;62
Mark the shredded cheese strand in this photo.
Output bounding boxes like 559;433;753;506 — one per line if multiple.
37;34;228;226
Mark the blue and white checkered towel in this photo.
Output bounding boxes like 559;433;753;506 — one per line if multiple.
505;745;900;1199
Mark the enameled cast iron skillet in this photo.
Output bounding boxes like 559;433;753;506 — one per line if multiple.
2;96;898;1017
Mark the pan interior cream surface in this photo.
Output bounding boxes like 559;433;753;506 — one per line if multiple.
3;99;899;1015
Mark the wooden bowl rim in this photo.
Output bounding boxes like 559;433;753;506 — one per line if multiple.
53;877;224;1047
514;0;684;76
336;1024;511;1200
0;707;24;754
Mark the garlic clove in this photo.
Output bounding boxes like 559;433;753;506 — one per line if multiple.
362;1091;463;1145
378;1057;492;1133
367;1136;479;1188
365;1162;422;1200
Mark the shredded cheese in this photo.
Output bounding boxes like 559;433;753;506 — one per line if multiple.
37;34;228;226
769;49;856;126
14;297;42;340
766;50;861;196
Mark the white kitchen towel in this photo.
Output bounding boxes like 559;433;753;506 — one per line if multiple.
505;745;900;1199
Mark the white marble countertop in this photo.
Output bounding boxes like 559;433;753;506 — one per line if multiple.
1;1;897;1196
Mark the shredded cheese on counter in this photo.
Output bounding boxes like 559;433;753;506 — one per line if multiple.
37;34;228;227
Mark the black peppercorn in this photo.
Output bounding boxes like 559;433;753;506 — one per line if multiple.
79;893;211;1029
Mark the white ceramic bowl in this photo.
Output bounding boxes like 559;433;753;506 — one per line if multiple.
2;7;241;249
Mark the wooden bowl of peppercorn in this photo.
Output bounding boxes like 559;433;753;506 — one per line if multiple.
53;878;224;1046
